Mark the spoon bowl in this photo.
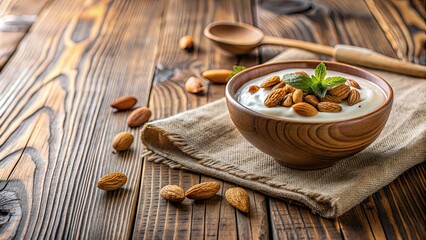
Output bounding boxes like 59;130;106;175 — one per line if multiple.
204;21;264;54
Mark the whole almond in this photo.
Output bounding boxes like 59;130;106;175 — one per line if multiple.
260;76;281;88
328;84;350;99
127;107;151;127
264;88;287;107
179;35;193;51
248;85;260;93
97;172;127;191
283;84;295;93
225;187;250;213
281;93;293;107
304;95;319;107
112;132;134;151
347;89;361;106
185;182;220;200
317;102;342;112
292;89;304;103
294;71;309;77
292;102;318;117
160;185;185;202
185;76;205;93
321;94;342;103
271;80;286;90
111;96;137;110
202;69;232;84
347;79;361;89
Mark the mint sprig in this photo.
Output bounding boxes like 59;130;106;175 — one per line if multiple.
283;62;346;98
228;65;247;80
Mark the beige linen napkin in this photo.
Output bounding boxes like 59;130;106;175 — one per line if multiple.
141;49;425;218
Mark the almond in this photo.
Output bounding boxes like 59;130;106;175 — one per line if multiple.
185;76;205;93
264;88;287;107
304;95;319;107
179;35;193;51
112;132;134;151
97;172;127;191
160;185;185;202
111;96;137;111
283;84;295;93
294;71;309;77
328;84;350;99
317;102;342;112
202;69;232;84
127;107;151;127
321;94;342;103
271;80;286;90
185;182;220;200
225;187;250;213
281;93;293;107
248;85;260;93
292;102;318;117
292;89;304;103
347;89;361;106
347;79;361;89
260;76;281;88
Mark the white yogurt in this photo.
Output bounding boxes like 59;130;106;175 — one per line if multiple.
237;68;386;122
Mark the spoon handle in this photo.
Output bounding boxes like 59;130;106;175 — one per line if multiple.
333;45;426;78
262;36;334;56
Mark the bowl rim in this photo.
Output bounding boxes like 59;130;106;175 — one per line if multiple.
225;60;394;124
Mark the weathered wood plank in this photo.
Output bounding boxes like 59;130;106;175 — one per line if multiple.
132;0;268;239
0;0;164;238
0;0;51;69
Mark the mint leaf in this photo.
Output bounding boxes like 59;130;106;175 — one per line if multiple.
323;76;346;90
311;82;327;98
283;73;313;93
228;65;247;80
314;62;327;82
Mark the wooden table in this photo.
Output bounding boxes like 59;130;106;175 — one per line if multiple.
0;0;424;239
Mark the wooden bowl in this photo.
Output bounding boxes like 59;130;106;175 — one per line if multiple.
225;61;393;170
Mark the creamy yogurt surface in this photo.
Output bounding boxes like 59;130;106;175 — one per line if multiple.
237;68;386;122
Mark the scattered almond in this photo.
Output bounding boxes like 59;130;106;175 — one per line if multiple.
160;185;186;202
112;132;134;151
202;69;232;84
281;93;293;107
294;71;309;77
111;96;137;111
225;187;250;213
348;89;361;106
179;35;193;51
292;89;304;103
97;172;127;191
292;102;318;117
317;102;342;112
321;94;342;103
347;79;361;89
248;85;260;93
185;182;220;200
185;76;205;93
127;107;151;127
304;95;319;107
328;84;351;99
264;88;287;107
260;76;281;88
271;80;286;90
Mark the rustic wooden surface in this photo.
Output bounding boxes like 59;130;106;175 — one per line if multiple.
0;0;424;239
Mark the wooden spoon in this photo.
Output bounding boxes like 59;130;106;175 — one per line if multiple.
204;21;426;78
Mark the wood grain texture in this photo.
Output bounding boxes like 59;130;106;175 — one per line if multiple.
0;0;164;238
0;0;51;69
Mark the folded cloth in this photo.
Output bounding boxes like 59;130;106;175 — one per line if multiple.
141;49;426;218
